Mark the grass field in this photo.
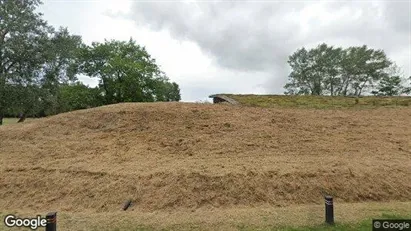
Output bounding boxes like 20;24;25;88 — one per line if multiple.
1;100;411;230
224;94;411;109
1;202;410;230
2;118;20;125
2;118;35;125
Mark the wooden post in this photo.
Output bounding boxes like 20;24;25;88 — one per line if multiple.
325;196;334;225
45;212;57;231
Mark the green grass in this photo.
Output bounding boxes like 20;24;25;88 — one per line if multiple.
83;213;411;231
2;118;19;125
1;117;35;125
237;213;411;231
0;210;409;231
222;94;411;109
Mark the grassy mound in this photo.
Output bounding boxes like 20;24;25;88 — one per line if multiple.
1;102;411;213
224;94;411;108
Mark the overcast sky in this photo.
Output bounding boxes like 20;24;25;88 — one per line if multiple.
39;0;411;102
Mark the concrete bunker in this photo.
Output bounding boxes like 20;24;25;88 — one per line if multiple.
209;95;239;105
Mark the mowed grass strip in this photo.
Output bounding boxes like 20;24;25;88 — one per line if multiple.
2;118;20;125
243;213;411;231
225;94;411;109
1;118;35;125
1;202;410;231
0;212;408;231
73;212;411;231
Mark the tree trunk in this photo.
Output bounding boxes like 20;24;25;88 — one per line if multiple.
0;70;6;126
358;79;369;96
341;75;351;96
0;93;4;126
343;81;349;96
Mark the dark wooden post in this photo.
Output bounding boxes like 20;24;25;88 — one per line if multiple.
45;212;57;231
123;199;132;211
325;196;334;225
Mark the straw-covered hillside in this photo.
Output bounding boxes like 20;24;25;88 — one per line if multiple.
1;102;411;213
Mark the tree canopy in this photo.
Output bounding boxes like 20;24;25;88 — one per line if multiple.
0;0;181;125
79;39;181;104
0;0;50;123
284;43;407;96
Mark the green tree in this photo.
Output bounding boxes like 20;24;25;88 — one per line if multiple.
0;1;82;122
285;44;393;97
58;82;103;112
376;76;402;96
375;64;405;96
154;81;181;101
284;47;313;95
1;0;84;122
79;39;181;104
2;83;42;117
310;44;342;96
341;45;391;96
403;76;411;95
285;44;342;96
37;27;84;116
165;82;181;101
0;0;51;124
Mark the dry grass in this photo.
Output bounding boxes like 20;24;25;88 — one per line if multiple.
1;102;411;227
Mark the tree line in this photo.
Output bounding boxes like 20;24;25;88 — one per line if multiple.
284;43;411;96
0;0;181;125
2;1;410;126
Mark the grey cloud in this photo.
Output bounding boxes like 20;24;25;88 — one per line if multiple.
126;1;305;73
382;1;410;34
302;1;410;54
124;0;410;94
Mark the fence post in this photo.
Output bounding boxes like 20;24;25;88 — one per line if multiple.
325;196;334;225
123;199;132;211
45;212;57;231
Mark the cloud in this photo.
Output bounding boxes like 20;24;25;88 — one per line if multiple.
126;1;305;72
124;0;410;93
40;0;410;100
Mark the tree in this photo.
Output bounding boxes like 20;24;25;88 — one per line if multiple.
285;44;393;97
154;81;181;101
285;44;343;96
403;76;411;95
376;76;402;96
0;0;85;123
375;64;405;96
284;47;313;95
1;1;182;122
78;39;181;104
58;82;103;112
37;27;84;116
165;82;181;101
311;44;342;96
0;0;51;125
341;46;391;96
2;83;42;117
